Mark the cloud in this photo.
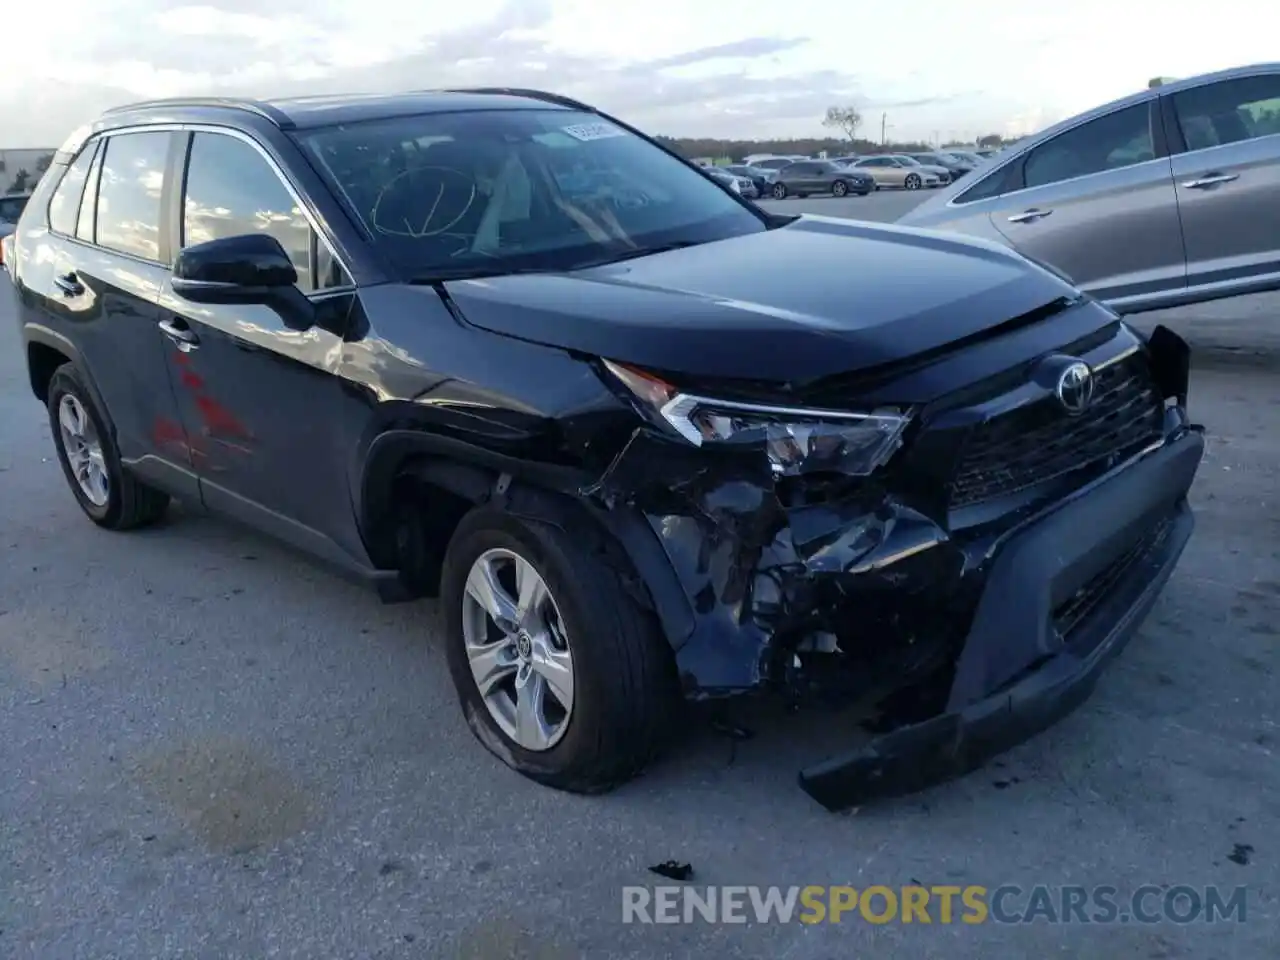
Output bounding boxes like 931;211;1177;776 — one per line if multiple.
644;37;810;71
0;0;873;144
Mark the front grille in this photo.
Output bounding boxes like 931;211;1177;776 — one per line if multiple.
949;353;1164;509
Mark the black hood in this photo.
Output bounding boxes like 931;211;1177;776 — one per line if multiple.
441;215;1076;384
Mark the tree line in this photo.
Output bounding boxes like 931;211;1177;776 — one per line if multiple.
656;106;1013;162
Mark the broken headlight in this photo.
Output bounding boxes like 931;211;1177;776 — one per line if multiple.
603;360;911;477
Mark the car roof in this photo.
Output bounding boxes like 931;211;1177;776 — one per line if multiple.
108;89;581;130
972;62;1280;166
57;88;591;157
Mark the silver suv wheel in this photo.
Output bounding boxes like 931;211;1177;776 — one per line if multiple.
461;547;575;752
57;394;110;507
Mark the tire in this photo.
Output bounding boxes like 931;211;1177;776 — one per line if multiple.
441;505;680;794
771;182;787;199
904;173;922;190
46;363;169;530
832;180;849;197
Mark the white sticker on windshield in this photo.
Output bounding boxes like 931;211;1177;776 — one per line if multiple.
561;122;625;142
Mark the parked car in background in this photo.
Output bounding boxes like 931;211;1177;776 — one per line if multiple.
768;160;875;199
899;62;1280;314
704;165;758;198
907;151;976;178
751;155;808;173
724;163;774;196
0;192;31;267
7;88;1205;810
947;150;988;167
849;155;943;189
889;155;952;184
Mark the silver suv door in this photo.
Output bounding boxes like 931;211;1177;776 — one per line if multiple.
984;101;1185;307
1165;70;1280;298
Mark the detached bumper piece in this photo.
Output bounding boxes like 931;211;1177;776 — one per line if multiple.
799;429;1204;811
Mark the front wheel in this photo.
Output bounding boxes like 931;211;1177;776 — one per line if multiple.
771;182;787;199
832;180;849;197
441;506;680;794
904;173;922;190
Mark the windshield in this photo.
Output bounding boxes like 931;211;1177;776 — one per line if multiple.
297;109;765;279
896;156;922;166
0;195;28;223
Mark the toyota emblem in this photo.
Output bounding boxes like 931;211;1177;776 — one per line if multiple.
1056;361;1094;415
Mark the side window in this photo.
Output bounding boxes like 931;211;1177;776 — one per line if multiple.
954;160;1023;204
182;132;322;291
47;144;96;236
76;140;104;242
96;132;170;261
1023;103;1154;190
1172;74;1280;152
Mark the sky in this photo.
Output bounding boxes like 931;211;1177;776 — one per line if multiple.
2;0;1277;148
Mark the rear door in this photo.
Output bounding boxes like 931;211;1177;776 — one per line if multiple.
28;131;198;498
984;100;1185;305
1164;71;1280;294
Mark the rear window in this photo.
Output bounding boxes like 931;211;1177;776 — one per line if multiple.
47;147;95;235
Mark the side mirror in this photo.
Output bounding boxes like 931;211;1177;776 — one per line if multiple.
172;233;315;331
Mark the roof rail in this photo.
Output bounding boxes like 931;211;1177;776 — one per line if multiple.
100;97;294;129
445;87;593;111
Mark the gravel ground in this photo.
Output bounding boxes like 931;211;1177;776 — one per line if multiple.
2;257;1277;957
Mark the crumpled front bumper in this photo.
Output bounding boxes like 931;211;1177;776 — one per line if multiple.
798;427;1203;810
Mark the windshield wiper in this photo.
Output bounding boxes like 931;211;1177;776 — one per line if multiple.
408;241;707;283
573;240;705;270
406;265;557;284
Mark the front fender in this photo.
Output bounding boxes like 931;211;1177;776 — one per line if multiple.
356;429;697;648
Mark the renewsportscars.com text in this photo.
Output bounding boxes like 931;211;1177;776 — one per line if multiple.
622;884;1248;925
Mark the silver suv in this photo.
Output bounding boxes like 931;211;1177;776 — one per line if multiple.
899;63;1280;315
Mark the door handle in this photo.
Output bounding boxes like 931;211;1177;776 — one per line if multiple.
53;272;84;297
1181;172;1239;189
1007;208;1053;224
158;318;200;350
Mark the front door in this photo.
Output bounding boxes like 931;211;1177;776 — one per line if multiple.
158;129;366;567
1165;72;1280;292
987;101;1185;305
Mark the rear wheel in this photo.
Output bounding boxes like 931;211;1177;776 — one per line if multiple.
441;506;680;794
832;180;849;197
904;173;922;190
46;364;169;529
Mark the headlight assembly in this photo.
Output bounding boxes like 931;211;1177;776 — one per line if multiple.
602;360;911;477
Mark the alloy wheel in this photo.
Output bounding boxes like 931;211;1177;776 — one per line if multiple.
57;394;109;507
461;547;575;752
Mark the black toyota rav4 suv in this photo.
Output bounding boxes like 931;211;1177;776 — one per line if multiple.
7;89;1204;809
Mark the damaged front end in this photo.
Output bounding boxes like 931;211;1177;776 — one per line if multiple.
586;323;1204;811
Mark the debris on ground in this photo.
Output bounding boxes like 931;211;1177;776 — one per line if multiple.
649;861;694;882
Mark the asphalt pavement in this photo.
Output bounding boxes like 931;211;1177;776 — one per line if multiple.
2;215;1278;957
